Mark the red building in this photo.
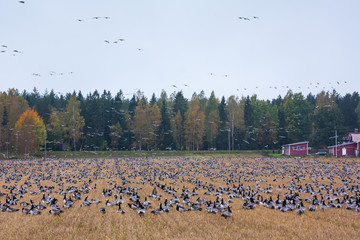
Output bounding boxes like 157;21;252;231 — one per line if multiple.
282;141;309;156
328;132;360;157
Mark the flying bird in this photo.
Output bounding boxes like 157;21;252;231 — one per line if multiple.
104;40;110;43
19;1;25;3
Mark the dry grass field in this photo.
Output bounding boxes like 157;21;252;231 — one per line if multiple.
0;156;359;240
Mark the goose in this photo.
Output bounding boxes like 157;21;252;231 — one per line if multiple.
117;203;125;214
106;199;116;207
309;200;317;211
320;200;327;210
296;202;305;215
49;208;62;215
29;205;41;215
151;203;163;214
143;197;151;208
206;201;218;214
99;207;106;213
37;202;46;210
221;206;232;219
137;203;146;216
92;199;101;204
22;207;31;214
20;201;30;207
81;196;92;207
280;200;288;212
115;195;124;204
190;203;202;211
6;205;19;212
176;204;190;212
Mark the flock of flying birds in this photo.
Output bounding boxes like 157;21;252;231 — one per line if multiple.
0;157;359;219
1;2;350;97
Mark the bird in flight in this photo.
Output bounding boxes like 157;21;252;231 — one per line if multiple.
77;19;84;22
172;85;177;88
253;16;259;19
238;17;250;21
104;40;110;43
19;1;25;3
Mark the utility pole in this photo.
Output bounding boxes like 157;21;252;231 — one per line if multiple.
44;127;47;160
73;105;76;151
335;129;338;157
330;129;338;157
228;128;231;159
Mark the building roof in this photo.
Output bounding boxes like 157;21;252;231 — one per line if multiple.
349;133;360;143
328;142;357;148
281;141;309;147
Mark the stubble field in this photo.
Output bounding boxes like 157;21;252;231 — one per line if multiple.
0;156;359;240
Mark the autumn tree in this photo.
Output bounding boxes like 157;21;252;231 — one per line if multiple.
46;112;64;151
227;95;244;150
62;93;85;151
13;109;45;156
184;95;205;150
133;99;149;150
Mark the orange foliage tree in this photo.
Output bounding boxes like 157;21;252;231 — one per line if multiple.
13;109;45;156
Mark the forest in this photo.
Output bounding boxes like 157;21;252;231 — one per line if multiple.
0;88;359;157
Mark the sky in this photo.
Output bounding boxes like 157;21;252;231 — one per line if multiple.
0;0;359;100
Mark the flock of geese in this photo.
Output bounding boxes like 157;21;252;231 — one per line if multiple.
0;157;359;220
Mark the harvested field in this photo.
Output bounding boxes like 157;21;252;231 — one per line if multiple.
0;157;359;240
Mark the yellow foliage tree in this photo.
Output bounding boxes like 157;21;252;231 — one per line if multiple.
14;109;45;156
62;93;85;151
184;97;205;150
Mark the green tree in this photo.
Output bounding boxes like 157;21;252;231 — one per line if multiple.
216;96;228;150
158;91;174;150
312;91;344;148
283;90;313;143
205;91;219;149
109;122;122;150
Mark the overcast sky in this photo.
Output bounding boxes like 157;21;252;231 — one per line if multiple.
0;0;359;100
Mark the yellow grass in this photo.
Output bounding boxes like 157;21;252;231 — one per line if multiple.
0;157;359;240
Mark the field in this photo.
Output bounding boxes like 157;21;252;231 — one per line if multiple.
0;156;359;240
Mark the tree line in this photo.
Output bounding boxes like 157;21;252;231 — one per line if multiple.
0;88;359;157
